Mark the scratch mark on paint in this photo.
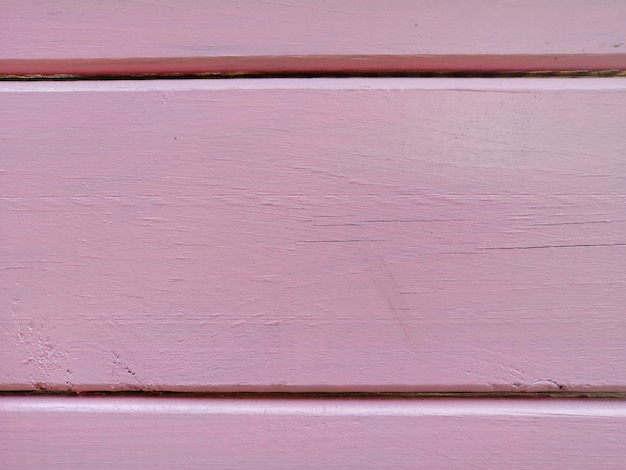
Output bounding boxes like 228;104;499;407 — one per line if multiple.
372;260;418;355
513;379;564;392
482;242;626;250
299;239;384;243
363;218;461;223
65;368;73;390
112;351;137;378
111;351;155;391
529;219;626;227
313;223;363;227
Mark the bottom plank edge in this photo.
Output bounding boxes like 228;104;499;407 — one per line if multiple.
3;381;626;394
2;390;626;400
2;54;626;78
2;396;626;469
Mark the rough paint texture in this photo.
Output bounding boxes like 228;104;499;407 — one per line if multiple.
3;2;625;464
2;0;626;74
2;396;626;469
1;78;624;392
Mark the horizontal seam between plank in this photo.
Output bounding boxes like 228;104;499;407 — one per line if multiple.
2;54;626;80
2;391;626;399
3;70;626;81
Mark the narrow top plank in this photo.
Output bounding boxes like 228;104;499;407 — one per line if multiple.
2;0;626;75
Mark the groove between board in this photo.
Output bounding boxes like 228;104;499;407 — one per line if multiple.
3;391;626;400
2;54;626;80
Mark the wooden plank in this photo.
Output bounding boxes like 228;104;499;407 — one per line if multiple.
2;0;626;75
1;396;626;468
1;78;625;392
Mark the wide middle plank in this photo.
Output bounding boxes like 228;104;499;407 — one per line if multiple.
1;79;625;392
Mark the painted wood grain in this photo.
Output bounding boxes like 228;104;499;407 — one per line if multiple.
1;396;625;469
1;78;625;392
2;0;626;75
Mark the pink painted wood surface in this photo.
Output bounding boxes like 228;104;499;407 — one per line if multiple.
2;396;626;469
2;0;626;75
1;78;625;392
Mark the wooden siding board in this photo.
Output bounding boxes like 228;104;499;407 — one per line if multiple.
1;78;625;392
2;0;626;74
2;396;626;469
